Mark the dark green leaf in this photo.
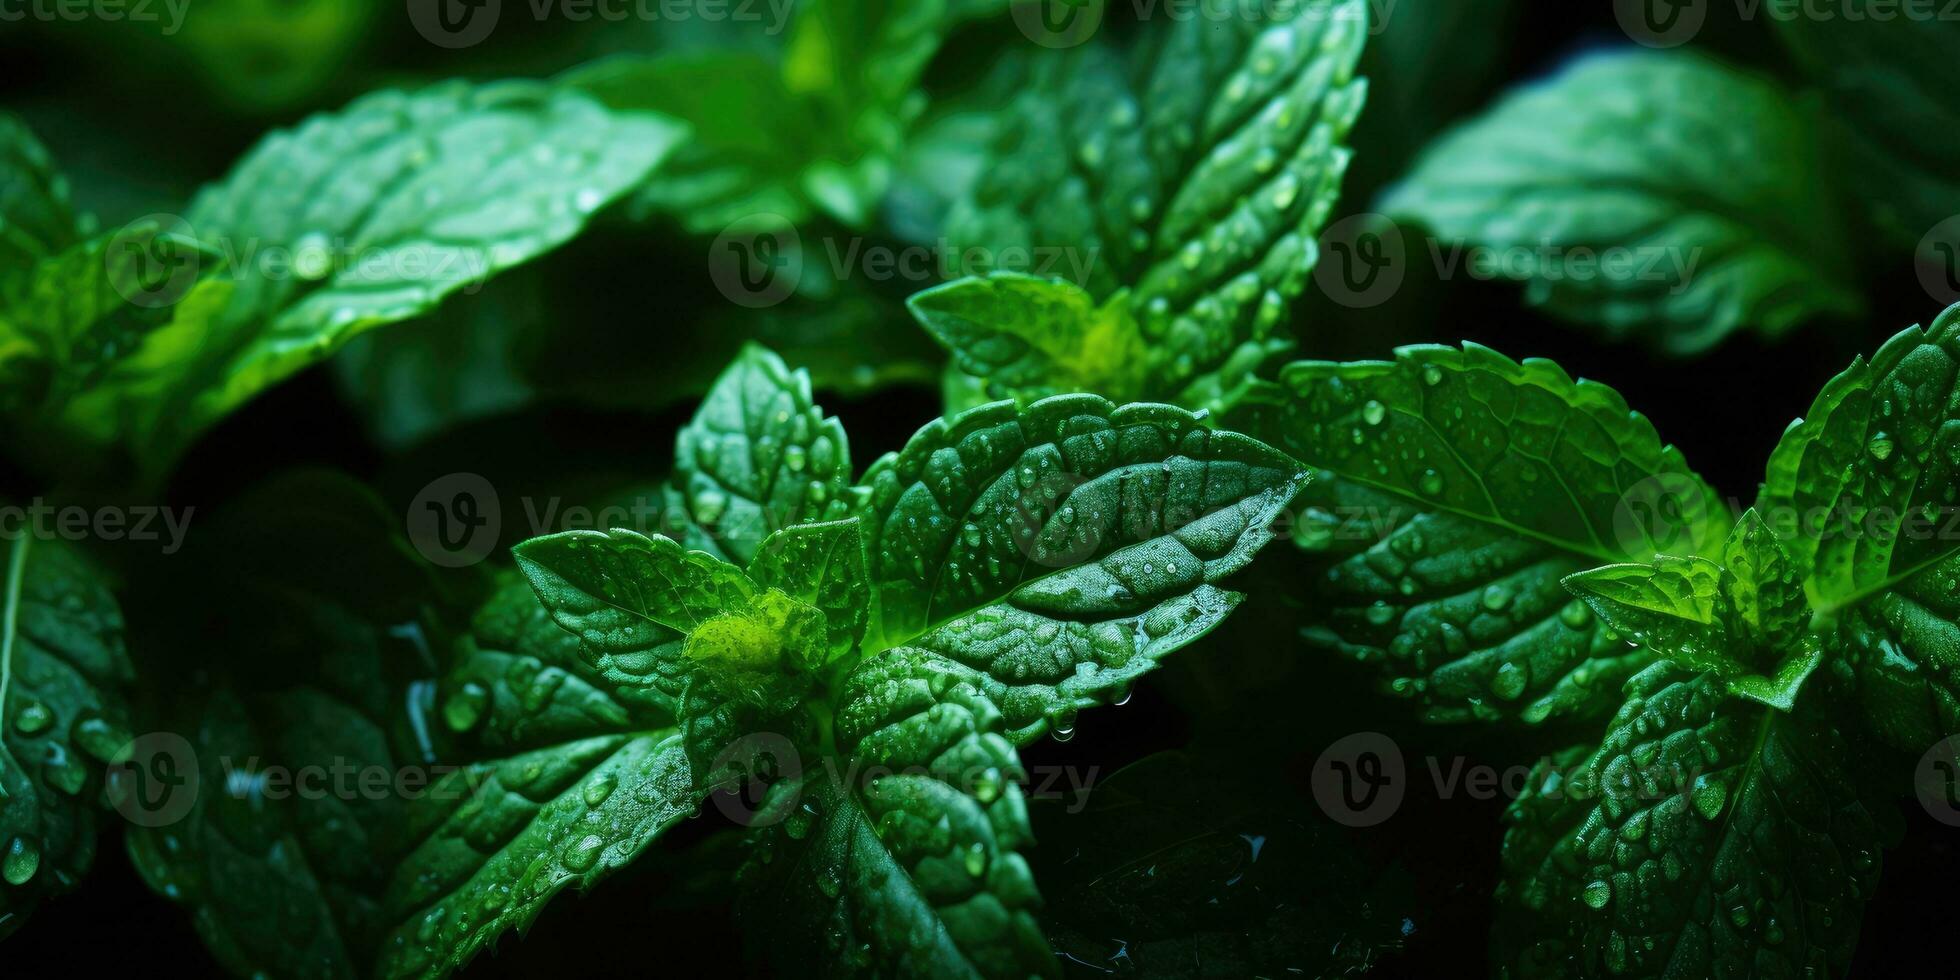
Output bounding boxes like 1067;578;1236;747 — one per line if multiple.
1226;342;1730;723
0;115;82;266
1382;49;1862;354
0;537;131;941
1496;664;1882;978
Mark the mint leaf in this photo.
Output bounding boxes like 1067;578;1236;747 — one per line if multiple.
0;537;131;940
1497;664;1882;978
568;0;962;230
1756;304;1960;750
1226;342;1730;723
747;518;869;666
741;647;1056;978
514;526;756;655
0;115;82;265
111;81;680;475
855;395;1307;740
1564;512;1821;712
670;343;853;565
940;0;1368;407
1776;14;1960;247
1382;49;1862;354
0;221;233;479
909;273;1146;404
378;579;697;979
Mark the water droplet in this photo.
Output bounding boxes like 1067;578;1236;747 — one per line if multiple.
562;833;605;872
3;836;40;885
1691;777;1727;820
963;842;986;876
1492;662;1527;700
1481;583;1514;612
1418;469;1445;496
1361;400;1386;426
13;702;52;736
1867;432;1895;460
443;682;489;732
1582;879;1612;909
1560;600;1594;629
1365;601;1396;626
1421;364;1444;387
582;773;617;808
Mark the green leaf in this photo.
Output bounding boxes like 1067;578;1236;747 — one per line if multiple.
1496;664;1883;978
1563;511;1821;711
854;395;1308;740
670;343;854;566
514;526;756;655
377;576;699;980
908;273;1147;404
1776;13;1960;247
0;537;131;941
748;518;870;665
0;115;82;266
122;80;681;475
941;0;1368;408
1755;304;1960;750
741;647;1057;979
120;472;448;979
1225;342;1731;723
1381;49;1862;354
567;0;963;230
127;597;411;980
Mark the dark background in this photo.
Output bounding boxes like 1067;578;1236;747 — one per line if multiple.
4;2;1951;977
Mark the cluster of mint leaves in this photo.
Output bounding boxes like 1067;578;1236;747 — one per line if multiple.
5;0;1958;977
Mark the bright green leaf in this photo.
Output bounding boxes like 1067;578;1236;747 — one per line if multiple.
909;273;1146;404
941;0;1368;408
1756;302;1960;749
670;343;853;566
854;395;1307;739
748;518;870;664
1226;342;1731;723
